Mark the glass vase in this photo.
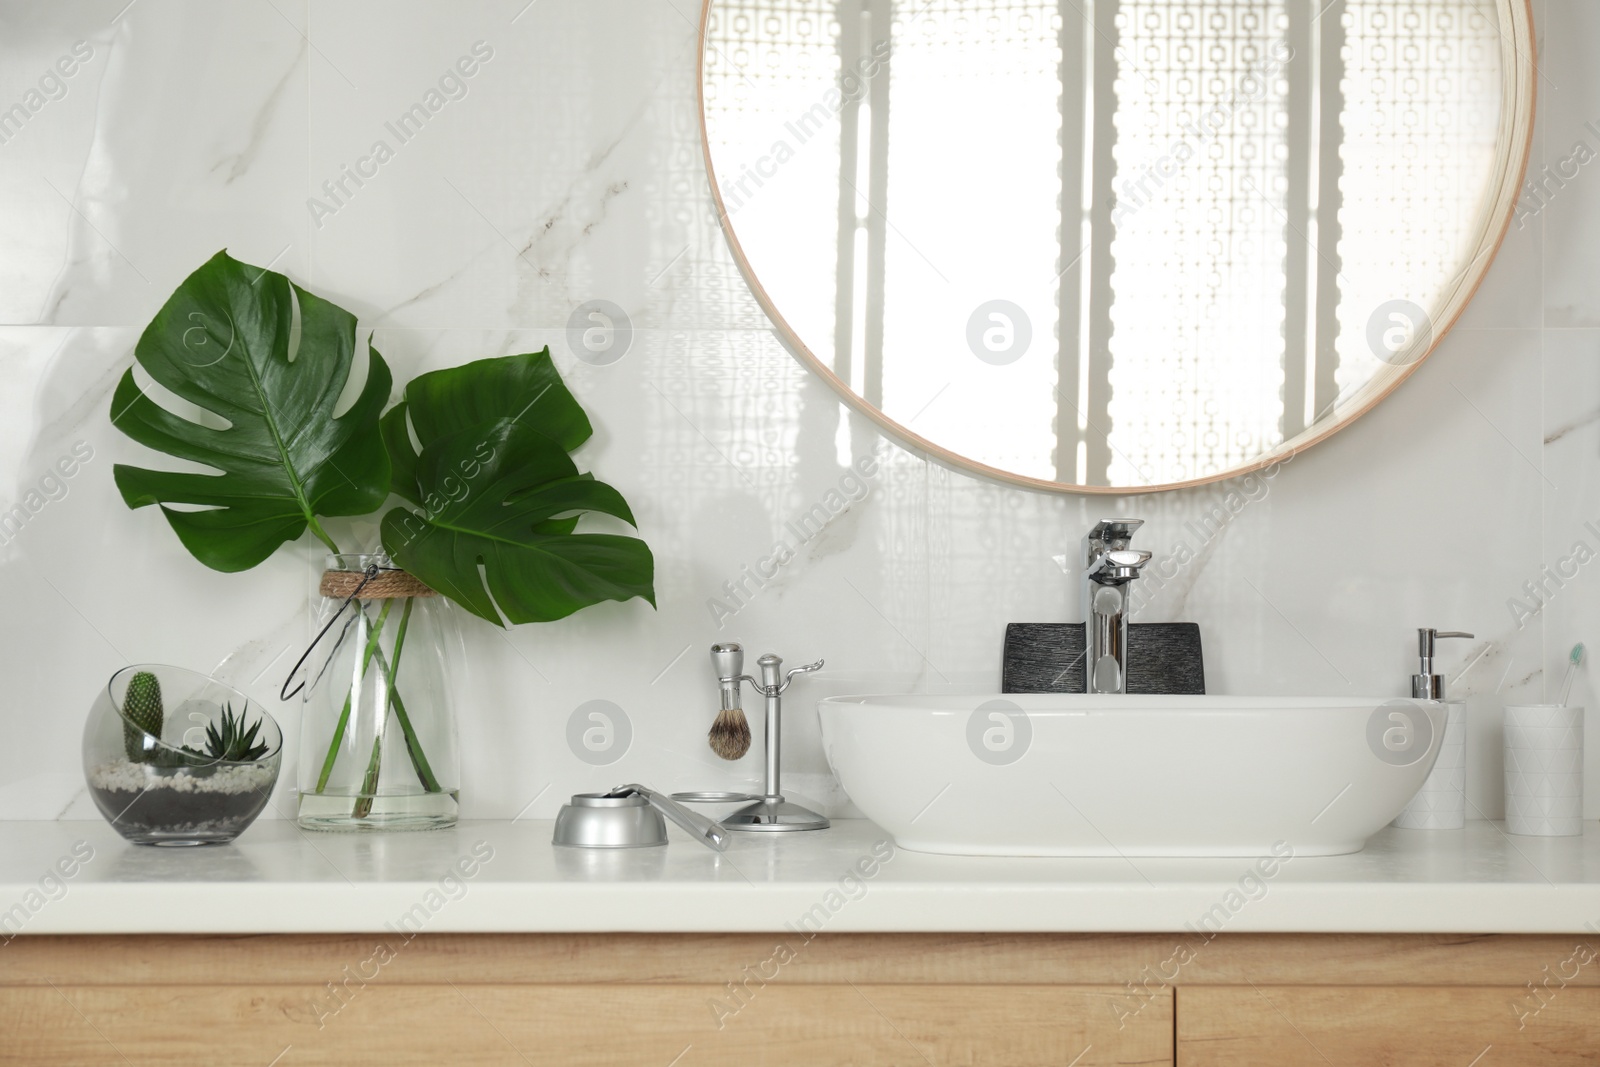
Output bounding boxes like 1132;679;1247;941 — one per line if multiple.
294;554;461;831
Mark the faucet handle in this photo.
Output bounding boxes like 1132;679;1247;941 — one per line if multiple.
1088;519;1144;548
1085;519;1144;569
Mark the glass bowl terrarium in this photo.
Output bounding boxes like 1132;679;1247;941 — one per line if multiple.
83;665;282;846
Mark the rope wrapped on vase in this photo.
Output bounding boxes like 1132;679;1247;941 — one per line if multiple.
281;563;436;701
318;567;437;601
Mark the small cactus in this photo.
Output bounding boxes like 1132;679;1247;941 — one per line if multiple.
122;671;164;762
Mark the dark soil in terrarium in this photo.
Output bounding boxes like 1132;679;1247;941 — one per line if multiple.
88;759;275;837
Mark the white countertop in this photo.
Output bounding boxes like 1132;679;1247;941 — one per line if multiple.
3;819;1599;935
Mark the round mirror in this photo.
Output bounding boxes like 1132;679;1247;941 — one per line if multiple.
699;0;1535;491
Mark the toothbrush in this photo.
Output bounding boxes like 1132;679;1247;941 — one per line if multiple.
1558;642;1585;706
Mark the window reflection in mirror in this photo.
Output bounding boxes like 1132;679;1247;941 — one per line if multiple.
703;0;1517;489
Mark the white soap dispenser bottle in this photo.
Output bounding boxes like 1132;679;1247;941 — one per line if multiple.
1392;627;1473;830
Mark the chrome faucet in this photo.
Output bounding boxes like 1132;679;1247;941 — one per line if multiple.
1082;519;1152;694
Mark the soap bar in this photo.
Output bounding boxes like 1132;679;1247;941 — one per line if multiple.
1002;622;1205;694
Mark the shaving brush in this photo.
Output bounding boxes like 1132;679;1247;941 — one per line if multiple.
708;643;752;760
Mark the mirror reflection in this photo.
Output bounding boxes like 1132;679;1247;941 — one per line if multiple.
703;0;1525;489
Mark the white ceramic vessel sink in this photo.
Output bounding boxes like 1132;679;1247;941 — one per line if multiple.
818;694;1445;857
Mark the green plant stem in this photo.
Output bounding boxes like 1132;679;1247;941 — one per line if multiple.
388;682;441;793
370;605;441;793
314;598;393;793
307;516;342;556
351;731;384;819
351;597;417;817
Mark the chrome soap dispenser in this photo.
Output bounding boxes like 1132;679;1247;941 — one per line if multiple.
1411;627;1474;700
1394;627;1473;830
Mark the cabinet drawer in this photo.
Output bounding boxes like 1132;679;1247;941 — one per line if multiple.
2;983;1171;1066
1178;985;1600;1066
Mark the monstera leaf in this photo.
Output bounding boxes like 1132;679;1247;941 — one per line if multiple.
110;250;391;571
380;413;655;627
380;348;590;506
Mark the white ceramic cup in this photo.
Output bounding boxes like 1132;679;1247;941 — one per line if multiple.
1503;704;1584;837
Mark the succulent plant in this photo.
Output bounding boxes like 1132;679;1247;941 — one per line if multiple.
187;703;269;763
121;671;164;761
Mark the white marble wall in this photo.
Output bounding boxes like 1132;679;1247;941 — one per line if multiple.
0;0;1593;826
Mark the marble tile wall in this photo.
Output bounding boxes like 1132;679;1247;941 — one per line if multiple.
0;0;1593;824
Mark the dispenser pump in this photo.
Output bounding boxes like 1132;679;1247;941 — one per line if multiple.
1412;628;1474;700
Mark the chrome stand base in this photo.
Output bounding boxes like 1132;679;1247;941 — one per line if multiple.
721;797;830;832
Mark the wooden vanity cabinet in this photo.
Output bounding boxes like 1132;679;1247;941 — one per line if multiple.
2;933;1597;1065
1178;984;1600;1066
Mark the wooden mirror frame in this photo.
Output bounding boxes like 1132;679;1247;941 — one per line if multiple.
698;0;1538;494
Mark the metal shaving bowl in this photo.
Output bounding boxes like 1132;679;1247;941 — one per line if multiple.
551;792;668;848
